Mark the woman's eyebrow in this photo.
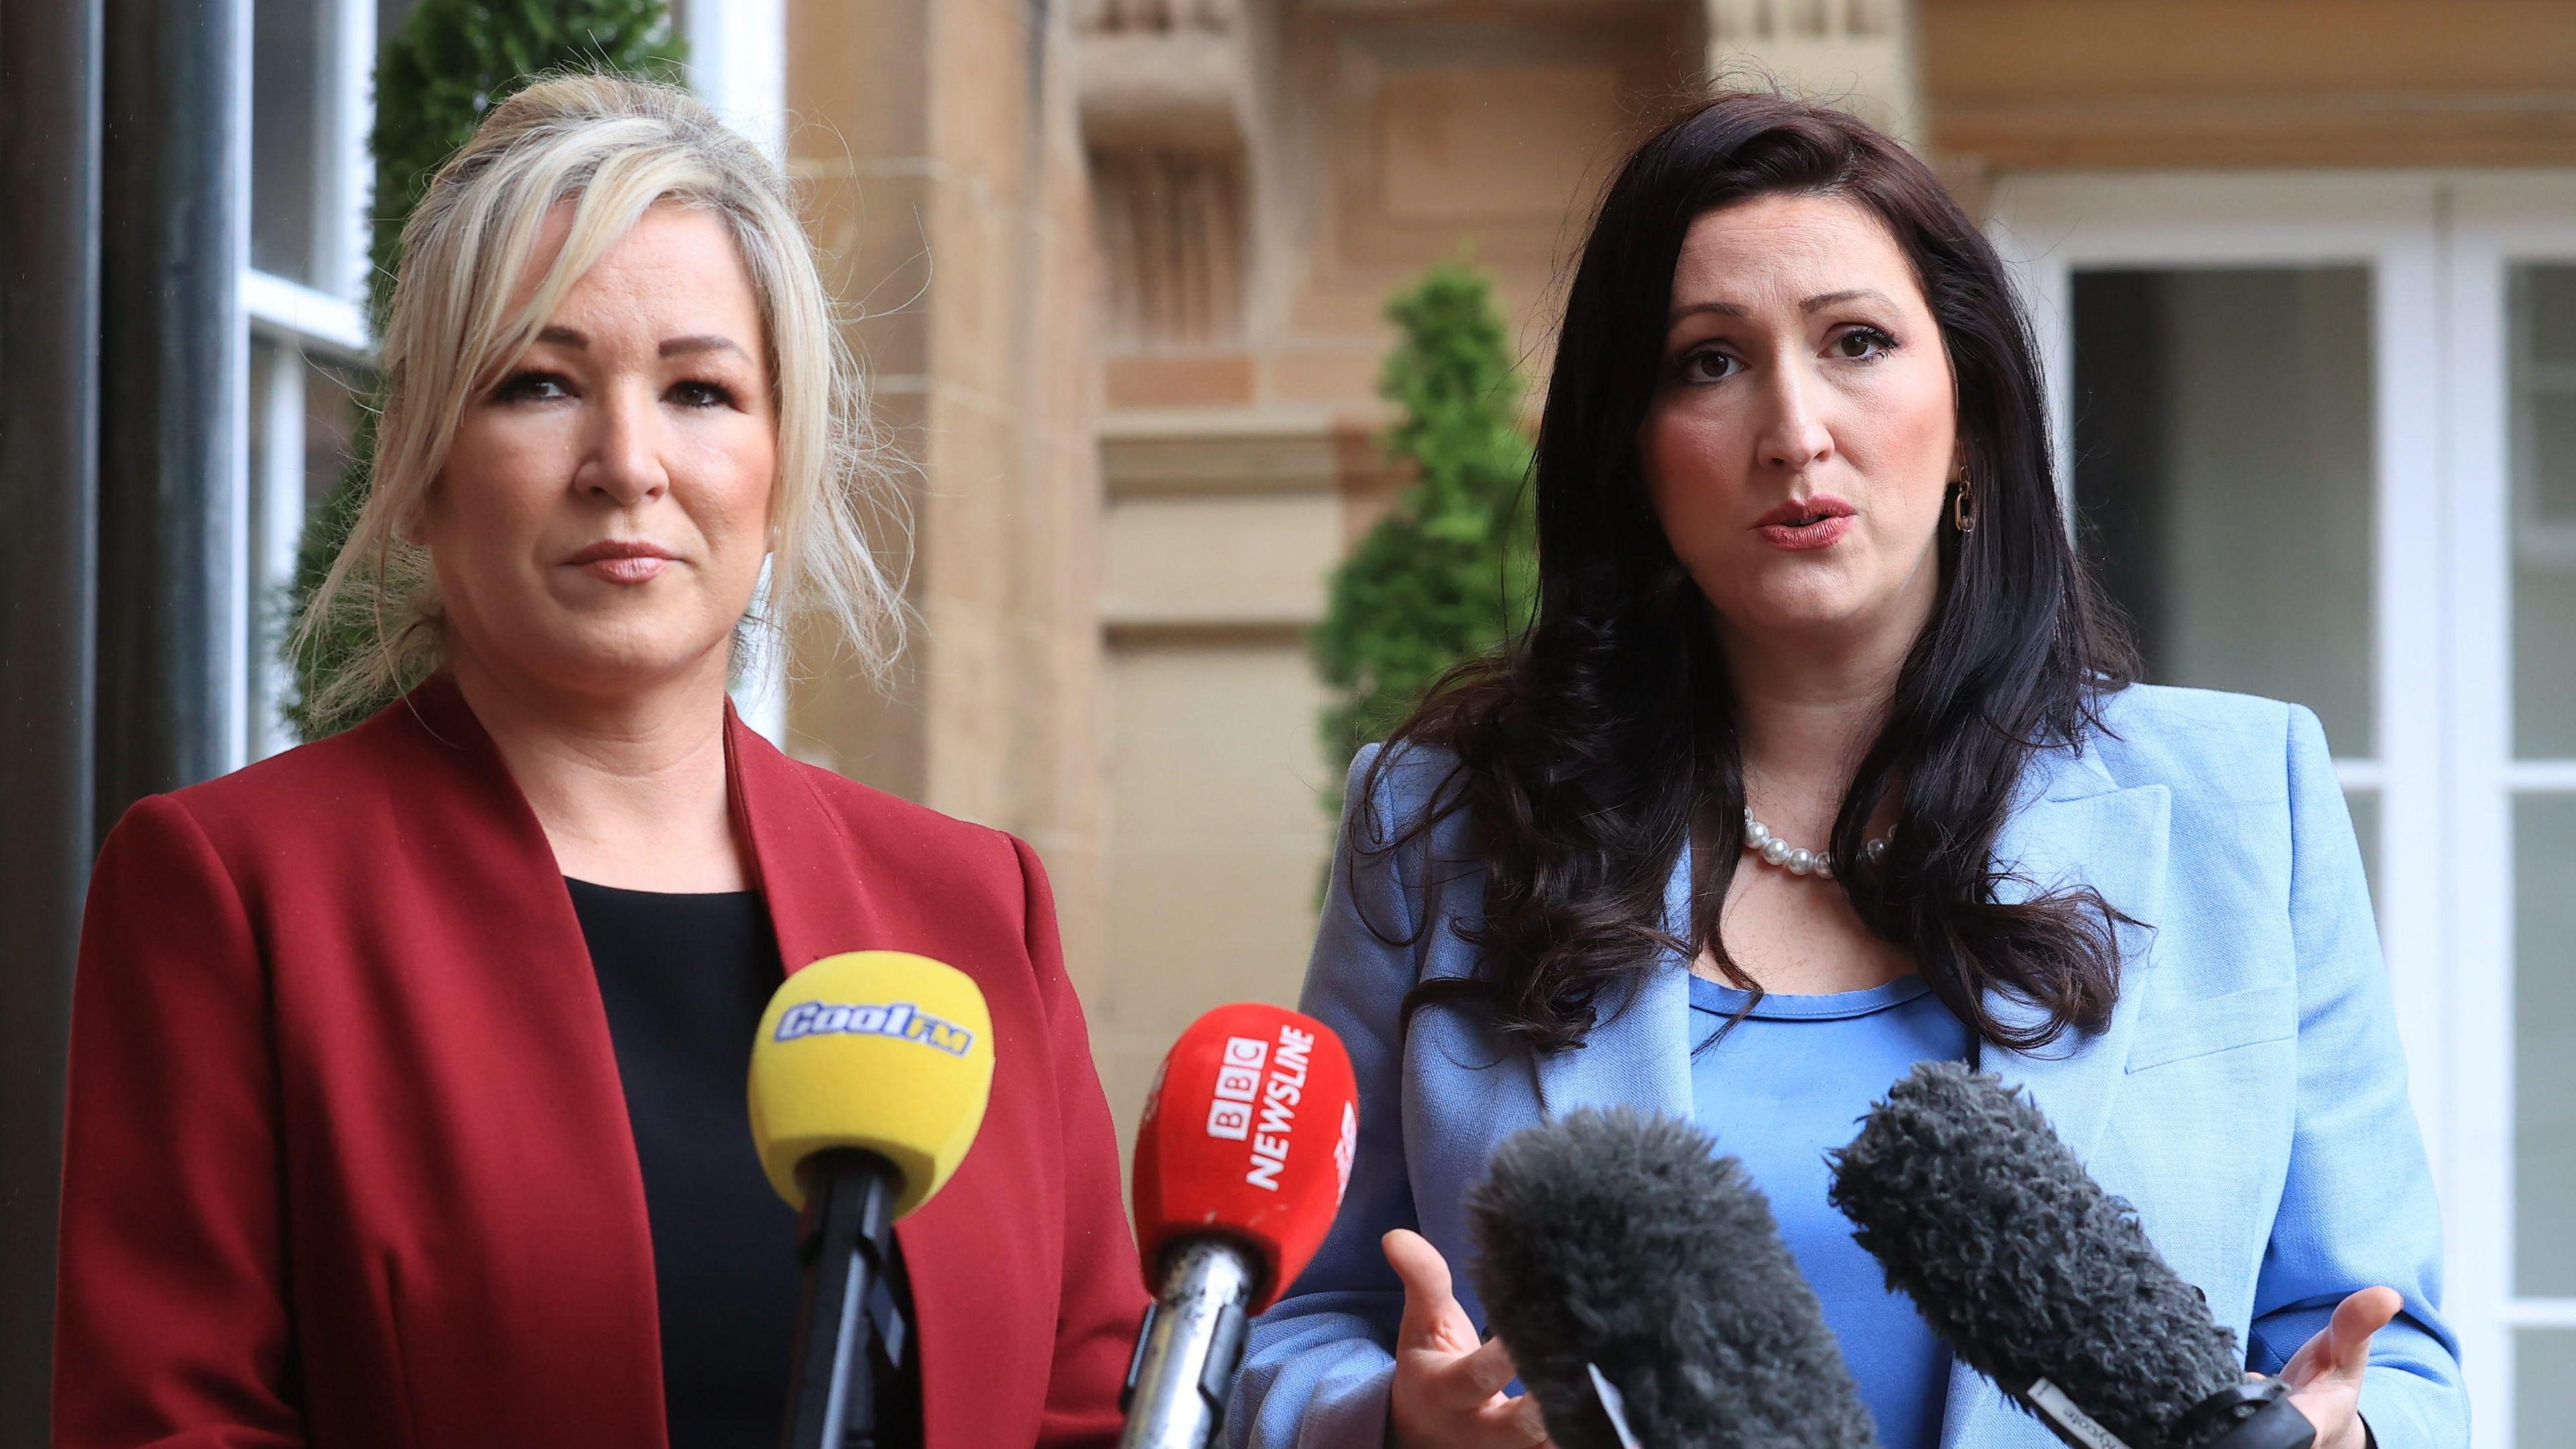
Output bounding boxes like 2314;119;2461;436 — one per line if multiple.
525;327;746;360
1666;288;1899;325
659;334;747;359
1799;288;1895;314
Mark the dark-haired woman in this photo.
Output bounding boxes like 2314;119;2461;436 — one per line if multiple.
1229;93;2462;1449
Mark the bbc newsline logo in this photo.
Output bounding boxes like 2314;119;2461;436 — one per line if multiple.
1204;1025;1318;1190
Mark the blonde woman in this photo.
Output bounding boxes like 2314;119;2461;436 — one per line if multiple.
54;76;1144;1449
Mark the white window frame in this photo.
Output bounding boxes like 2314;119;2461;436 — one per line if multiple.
682;0;791;745
1990;168;2576;1449
237;0;376;767
2443;172;2576;1437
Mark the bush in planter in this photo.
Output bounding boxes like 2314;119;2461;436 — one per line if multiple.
1311;262;1537;807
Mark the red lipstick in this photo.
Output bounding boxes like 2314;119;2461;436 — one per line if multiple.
1751;495;1855;552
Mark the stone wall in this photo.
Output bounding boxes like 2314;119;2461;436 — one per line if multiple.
1923;0;2576;173
783;0;1109;995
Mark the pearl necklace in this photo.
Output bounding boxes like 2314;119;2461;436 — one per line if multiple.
1741;806;1892;881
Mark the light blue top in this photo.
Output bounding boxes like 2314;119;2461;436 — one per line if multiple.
1228;684;2466;1449
1684;973;1971;1449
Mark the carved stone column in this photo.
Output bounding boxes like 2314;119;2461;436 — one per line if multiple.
1077;0;1254;402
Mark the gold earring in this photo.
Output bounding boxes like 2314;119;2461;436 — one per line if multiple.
1952;468;1976;533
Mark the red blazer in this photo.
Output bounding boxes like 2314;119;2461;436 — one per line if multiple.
55;676;1148;1448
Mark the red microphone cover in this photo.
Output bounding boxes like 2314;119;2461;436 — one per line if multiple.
1132;1003;1360;1311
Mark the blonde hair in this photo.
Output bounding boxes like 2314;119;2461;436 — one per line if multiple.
294;72;906;730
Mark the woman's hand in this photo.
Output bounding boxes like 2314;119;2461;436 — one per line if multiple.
2278;1285;2402;1449
1383;1230;1554;1449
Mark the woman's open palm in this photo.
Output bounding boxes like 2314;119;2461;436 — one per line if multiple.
2277;1286;2400;1449
1383;1230;1554;1449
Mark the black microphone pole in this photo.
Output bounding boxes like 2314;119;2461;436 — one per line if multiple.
782;1147;903;1449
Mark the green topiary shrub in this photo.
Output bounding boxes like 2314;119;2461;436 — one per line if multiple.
280;0;684;740
1311;262;1537;807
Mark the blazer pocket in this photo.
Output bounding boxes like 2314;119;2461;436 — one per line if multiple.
2125;981;2297;1073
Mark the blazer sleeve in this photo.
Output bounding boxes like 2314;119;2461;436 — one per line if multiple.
1230;745;1423;1449
1012;836;1153;1449
2243;705;2465;1447
54;795;303;1448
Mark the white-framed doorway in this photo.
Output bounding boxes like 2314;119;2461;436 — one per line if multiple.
1990;170;2576;1449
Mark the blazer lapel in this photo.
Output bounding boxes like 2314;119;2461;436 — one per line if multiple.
1976;747;2173;1162
724;706;892;974
1530;841;1697;1126
388;676;672;1446
726;714;1006;1444
1939;743;2174;1449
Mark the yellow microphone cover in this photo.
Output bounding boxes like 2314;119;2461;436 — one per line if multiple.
748;951;996;1218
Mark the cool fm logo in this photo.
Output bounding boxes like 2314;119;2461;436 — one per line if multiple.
773;1000;977;1057
1204;1026;1320;1191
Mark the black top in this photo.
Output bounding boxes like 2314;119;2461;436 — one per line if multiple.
568;877;921;1449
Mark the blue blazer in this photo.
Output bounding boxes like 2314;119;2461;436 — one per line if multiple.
1231;684;2465;1448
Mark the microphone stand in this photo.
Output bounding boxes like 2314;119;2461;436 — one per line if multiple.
784;1148;902;1449
1118;1237;1258;1449
2183;1379;2317;1449
2019;1376;2316;1449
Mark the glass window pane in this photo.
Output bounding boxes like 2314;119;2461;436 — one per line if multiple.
2072;268;2376;757
246;343;363;756
304;355;363;511
247;336;290;566
2510;265;2576;757
250;0;328;284
247;339;294;756
2520;1330;2576;1447
243;347;361;578
2525;391;2576;522
2517;796;2576;1296
2526;264;2576;364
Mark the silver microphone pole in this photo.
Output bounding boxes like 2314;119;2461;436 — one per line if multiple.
1117;1238;1260;1449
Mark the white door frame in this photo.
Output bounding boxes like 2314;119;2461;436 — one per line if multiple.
2444;172;2576;1443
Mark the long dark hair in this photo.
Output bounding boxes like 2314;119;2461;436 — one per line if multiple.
1361;91;2138;1056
